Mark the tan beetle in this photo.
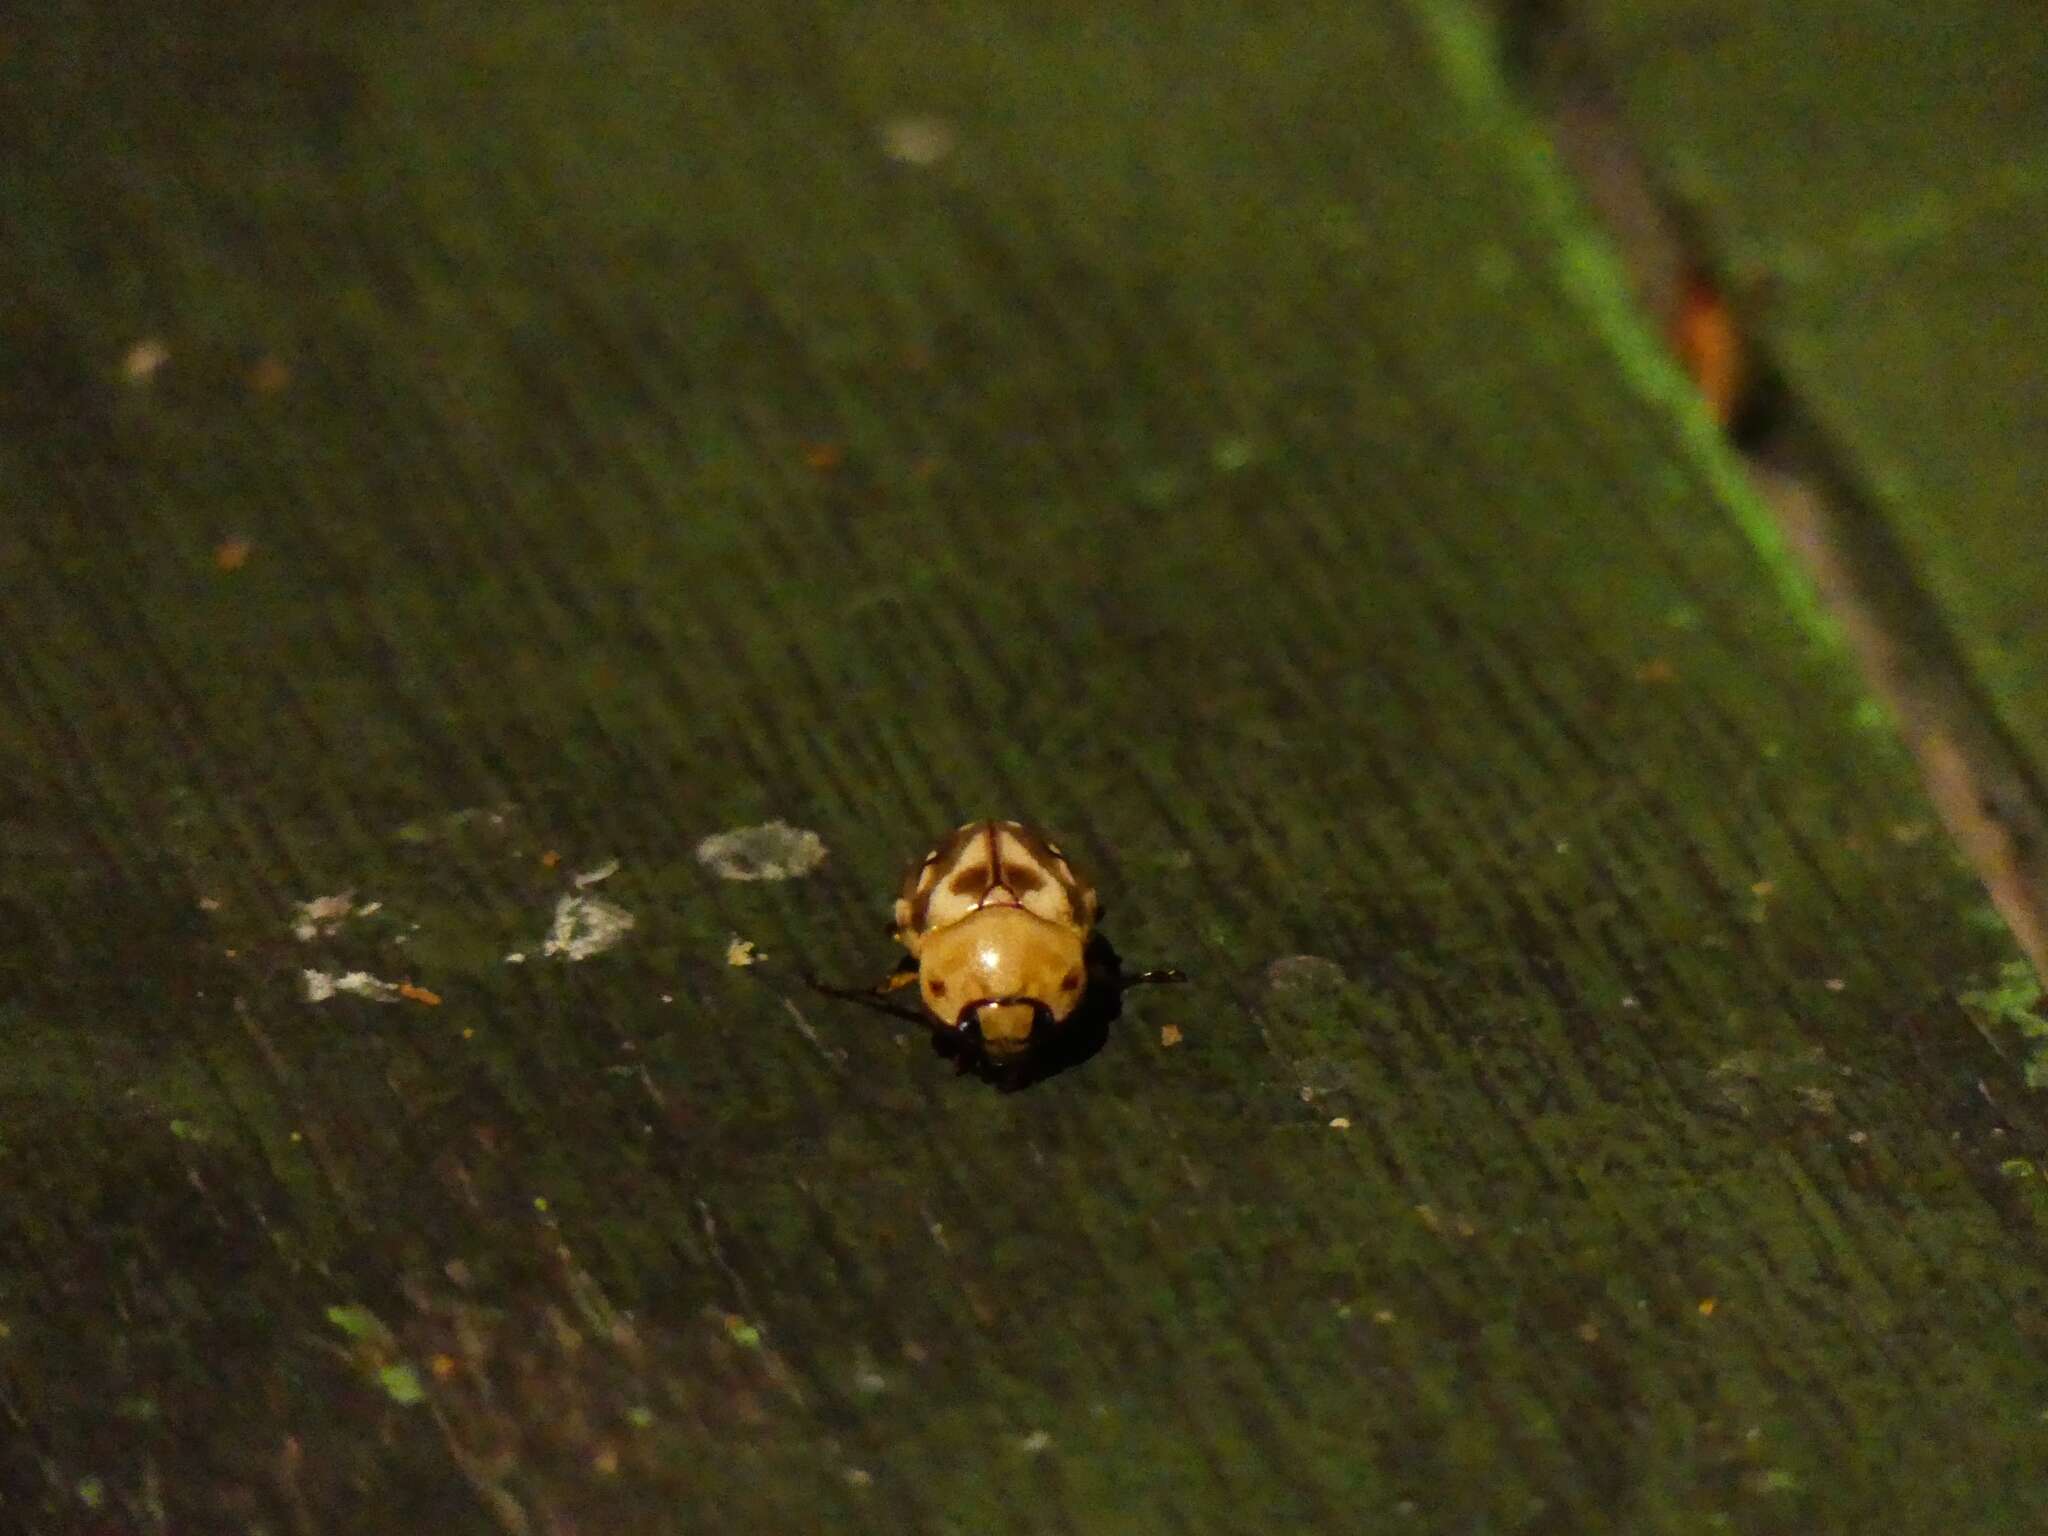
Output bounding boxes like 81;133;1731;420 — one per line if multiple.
816;819;1184;1071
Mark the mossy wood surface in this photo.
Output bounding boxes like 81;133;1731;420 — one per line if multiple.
4;3;2046;1532
1576;0;2048;773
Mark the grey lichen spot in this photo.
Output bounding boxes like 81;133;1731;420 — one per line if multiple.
1706;1046;1839;1117
695;821;829;882
303;969;404;1003
878;115;956;166
542;894;636;961
1262;956;1360;1113
1794;1084;1838;1117
1264;954;1348;992
292;892;357;942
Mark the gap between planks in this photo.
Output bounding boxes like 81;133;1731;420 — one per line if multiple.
1499;0;2048;985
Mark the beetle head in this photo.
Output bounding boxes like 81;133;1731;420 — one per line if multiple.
961;997;1047;1059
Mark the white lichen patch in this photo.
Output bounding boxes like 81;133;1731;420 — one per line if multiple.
542;894;636;960
572;857;620;888
695;821;828;882
121;338;171;383
303;969;405;1004
879;115;956;166
293;893;357;942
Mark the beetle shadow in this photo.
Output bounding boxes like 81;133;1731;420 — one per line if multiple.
935;932;1182;1092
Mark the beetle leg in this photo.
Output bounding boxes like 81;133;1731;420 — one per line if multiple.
954;1017;984;1073
1088;955;1189;994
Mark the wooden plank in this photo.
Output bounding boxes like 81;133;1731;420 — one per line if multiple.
1568;0;2048;789
3;2;2044;1531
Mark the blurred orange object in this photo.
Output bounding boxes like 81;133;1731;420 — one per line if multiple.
1670;268;1746;429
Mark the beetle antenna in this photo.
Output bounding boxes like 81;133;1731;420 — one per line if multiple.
1122;967;1188;989
801;971;928;1026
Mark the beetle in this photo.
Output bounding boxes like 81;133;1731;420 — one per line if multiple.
813;819;1183;1071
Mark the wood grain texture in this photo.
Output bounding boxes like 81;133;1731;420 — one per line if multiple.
3;3;2045;1532
1569;0;2048;791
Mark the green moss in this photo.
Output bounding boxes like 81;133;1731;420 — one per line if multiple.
377;1362;428;1407
326;1304;391;1343
1961;960;2048;1086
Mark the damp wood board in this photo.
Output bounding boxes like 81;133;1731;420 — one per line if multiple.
2;2;2044;1531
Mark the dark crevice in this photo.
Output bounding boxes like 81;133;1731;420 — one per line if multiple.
1493;0;2048;995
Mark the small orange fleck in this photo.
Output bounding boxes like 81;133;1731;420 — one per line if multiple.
429;1353;459;1381
1576;1321;1601;1342
1697;1297;1718;1317
248;355;292;394
802;441;845;472
461;1027;475;1040
1670;269;1746;428
1750;880;1776;899
540;850;561;869
1635;657;1677;685
397;982;442;1006
214;537;254;571
1159;1023;1183;1048
592;1445;620;1476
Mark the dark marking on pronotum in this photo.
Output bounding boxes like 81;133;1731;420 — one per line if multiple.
1006;820;1087;918
906;821;978;930
985;819;1006;895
